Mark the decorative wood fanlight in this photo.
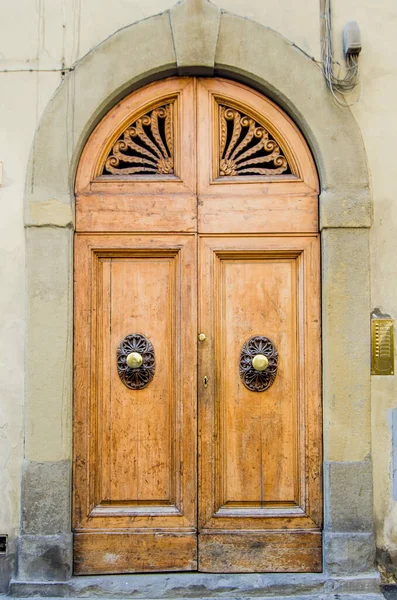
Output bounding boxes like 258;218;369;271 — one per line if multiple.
102;102;174;176
218;103;291;177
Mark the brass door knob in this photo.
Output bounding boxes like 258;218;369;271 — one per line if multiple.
252;354;269;372
240;336;278;392
117;334;155;390
198;333;206;342
126;352;143;369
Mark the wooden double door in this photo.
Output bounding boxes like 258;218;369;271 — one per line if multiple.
73;78;322;574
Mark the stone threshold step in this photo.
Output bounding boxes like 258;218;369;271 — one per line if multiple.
9;572;381;598
4;595;387;600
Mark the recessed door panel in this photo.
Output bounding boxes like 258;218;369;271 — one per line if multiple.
222;258;297;506
73;234;197;574
104;257;173;503
198;235;322;572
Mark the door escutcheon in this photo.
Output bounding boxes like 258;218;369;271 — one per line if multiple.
239;335;278;392
117;333;155;390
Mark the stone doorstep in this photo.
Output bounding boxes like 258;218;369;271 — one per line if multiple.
2;596;387;600
8;572;381;598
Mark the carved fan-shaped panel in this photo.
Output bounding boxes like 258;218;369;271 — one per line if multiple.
217;103;292;178
76;77;319;234
102;102;174;176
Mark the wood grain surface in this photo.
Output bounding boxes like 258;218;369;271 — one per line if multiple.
198;531;322;573
198;235;322;571
74;532;197;574
73;76;321;573
73;234;197;572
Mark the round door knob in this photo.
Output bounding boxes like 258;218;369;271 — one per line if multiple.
198;333;206;342
126;351;143;369
252;354;269;372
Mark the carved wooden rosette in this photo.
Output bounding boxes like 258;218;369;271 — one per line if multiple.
117;334;156;390
103;103;174;176
239;335;278;392
218;104;290;177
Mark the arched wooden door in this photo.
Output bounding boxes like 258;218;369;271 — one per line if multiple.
73;77;322;574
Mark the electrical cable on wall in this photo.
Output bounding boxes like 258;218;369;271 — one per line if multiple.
321;0;362;107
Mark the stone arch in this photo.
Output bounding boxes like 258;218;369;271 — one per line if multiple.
24;4;370;229
19;0;374;589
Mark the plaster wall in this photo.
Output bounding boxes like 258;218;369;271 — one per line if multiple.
0;0;396;583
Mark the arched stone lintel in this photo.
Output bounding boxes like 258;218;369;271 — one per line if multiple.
24;4;371;230
170;0;220;75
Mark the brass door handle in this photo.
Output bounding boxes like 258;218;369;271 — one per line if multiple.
252;354;269;371
126;352;143;369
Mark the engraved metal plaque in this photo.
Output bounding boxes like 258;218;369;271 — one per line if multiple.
371;318;394;375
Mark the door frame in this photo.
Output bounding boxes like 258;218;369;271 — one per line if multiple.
19;2;374;585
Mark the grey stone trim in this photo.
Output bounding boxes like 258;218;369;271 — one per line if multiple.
170;0;221;75
0;536;16;593
324;532;376;576
319;188;372;230
25;227;73;463
7;571;381;597
22;460;71;535
324;461;374;533
321;228;371;462
333;574;382;595
17;534;73;582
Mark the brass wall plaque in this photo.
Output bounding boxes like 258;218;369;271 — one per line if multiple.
371;318;394;375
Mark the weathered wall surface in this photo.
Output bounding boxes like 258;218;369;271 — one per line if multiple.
0;0;396;586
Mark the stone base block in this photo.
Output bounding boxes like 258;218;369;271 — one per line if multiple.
324;532;376;575
17;534;72;582
0;536;16;593
22;460;71;535
333;573;382;594
324;461;374;532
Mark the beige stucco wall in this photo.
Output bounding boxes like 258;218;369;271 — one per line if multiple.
1;0;396;568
